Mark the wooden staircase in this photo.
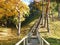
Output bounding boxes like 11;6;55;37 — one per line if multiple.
28;37;40;45
15;31;50;45
15;15;50;45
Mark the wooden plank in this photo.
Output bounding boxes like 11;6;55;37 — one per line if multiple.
23;40;25;45
15;36;28;45
40;36;50;45
28;38;39;45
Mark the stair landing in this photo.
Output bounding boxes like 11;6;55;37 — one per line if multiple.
28;36;40;45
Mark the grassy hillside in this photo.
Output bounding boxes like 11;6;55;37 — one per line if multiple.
41;13;60;45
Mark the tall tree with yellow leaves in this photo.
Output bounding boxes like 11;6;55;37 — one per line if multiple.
0;0;30;35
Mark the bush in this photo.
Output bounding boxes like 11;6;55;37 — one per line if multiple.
0;15;18;27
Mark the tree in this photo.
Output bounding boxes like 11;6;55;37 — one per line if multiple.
0;0;30;25
56;0;60;18
0;0;29;20
0;0;30;35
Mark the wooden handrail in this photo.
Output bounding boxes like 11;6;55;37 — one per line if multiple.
41;36;50;45
15;36;28;45
16;34;50;45
15;14;50;45
37;32;50;45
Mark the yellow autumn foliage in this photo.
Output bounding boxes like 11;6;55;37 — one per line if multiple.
0;0;30;20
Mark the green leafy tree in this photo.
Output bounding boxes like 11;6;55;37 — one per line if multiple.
56;0;60;18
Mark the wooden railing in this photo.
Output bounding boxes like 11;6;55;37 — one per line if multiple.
37;32;50;45
15;17;40;45
15;36;28;45
15;15;50;45
40;36;50;45
15;34;50;45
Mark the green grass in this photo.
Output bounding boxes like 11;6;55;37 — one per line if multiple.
45;38;60;45
0;24;31;45
42;15;60;45
0;11;60;45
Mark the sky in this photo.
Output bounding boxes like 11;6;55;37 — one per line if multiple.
22;0;34;5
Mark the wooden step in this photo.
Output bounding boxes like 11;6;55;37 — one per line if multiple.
31;36;37;38
28;37;40;45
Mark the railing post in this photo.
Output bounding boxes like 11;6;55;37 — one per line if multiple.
25;38;28;45
23;40;25;45
42;40;43;45
40;37;42;45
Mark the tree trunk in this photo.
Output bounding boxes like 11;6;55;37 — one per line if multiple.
16;7;21;35
41;0;44;25
58;4;60;19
